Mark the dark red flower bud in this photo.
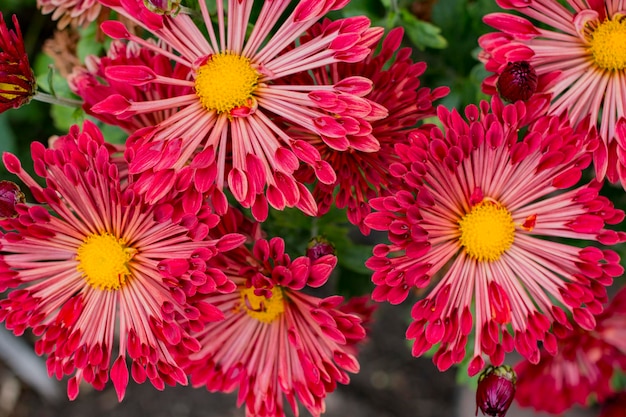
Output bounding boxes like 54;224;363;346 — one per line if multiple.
306;237;335;261
0;180;25;219
476;365;517;417
143;0;182;15
496;61;537;103
0;14;36;114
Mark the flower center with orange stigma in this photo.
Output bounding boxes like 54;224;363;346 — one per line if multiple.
194;52;259;114
76;233;135;290
458;199;515;262
589;16;626;71
240;286;285;324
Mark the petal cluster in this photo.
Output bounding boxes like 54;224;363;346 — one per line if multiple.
0;121;245;401
291;25;449;234
37;0;103;28
365;96;625;375
515;287;626;414
0;14;36;113
479;0;626;187
72;0;386;221
181;208;367;417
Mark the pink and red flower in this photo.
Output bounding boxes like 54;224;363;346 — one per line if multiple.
291;25;449;234
37;0;102;28
515;287;626;414
77;0;385;221
70;39;191;133
479;0;626;187
180;208;368;417
0;14;36;114
365;96;625;375
0;121;245;401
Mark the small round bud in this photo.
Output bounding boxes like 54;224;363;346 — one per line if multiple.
476;365;517;417
0;180;25;219
144;0;182;15
306;237;335;261
496;61;538;103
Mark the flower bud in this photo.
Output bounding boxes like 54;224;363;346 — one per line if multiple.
0;14;36;114
476;365;517;417
496;61;537;103
306;237;335;261
144;0;182;16
0;180;25;219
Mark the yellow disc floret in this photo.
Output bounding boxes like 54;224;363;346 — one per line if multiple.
589;16;626;71
240;286;285;324
76;233;135;290
194;52;259;114
458;199;515;262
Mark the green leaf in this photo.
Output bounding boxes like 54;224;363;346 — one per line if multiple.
33;54;73;98
51;104;85;132
77;20;106;61
399;9;447;50
0;113;17;155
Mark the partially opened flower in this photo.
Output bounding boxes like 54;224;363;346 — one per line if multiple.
479;0;626;187
365;97;625;375
0;121;245;401
86;0;384;221
515;286;626;414
292;26;449;234
0;14;36;113
476;365;516;417
181;208;367;417
37;0;103;28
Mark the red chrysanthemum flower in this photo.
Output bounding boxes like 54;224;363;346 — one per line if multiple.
180;208;367;417
69;40;189;133
81;0;385;221
479;0;626;187
515;286;626;414
0;121;246;401
291;26;449;234
37;0;103;28
364;96;625;376
0;14;36;114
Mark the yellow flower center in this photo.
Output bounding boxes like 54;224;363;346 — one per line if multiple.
194;53;259;114
458;199;515;262
240;286;285;324
76;233;135;290
589;16;626;71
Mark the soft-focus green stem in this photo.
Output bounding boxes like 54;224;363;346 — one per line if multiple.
33;91;83;108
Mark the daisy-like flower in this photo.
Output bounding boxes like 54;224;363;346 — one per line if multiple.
291;26;449;234
0;14;36;114
364;96;625;375
0;120;245;401
86;0;384;221
180;207;367;417
37;0;103;28
515;287;626;414
479;0;626;187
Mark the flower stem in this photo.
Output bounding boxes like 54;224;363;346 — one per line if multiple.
33;91;83;108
